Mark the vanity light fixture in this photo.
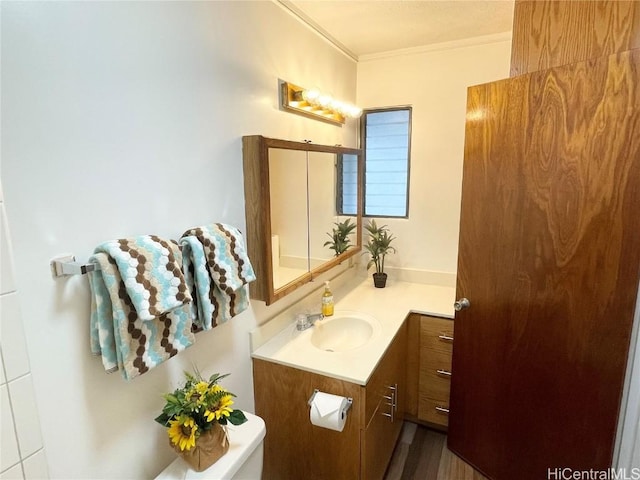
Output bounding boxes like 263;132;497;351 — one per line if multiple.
280;80;362;126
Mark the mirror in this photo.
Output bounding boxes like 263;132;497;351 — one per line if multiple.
242;136;362;305
269;148;309;290
308;151;339;268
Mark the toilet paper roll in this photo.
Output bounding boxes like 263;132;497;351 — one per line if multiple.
309;391;349;432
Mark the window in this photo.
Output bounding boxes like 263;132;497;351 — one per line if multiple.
337;107;411;218
362;107;411;217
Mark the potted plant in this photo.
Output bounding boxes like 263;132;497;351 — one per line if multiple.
363;219;396;288
155;370;247;472
324;218;357;256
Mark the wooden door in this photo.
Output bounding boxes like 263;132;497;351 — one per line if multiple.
510;0;640;77
449;48;640;480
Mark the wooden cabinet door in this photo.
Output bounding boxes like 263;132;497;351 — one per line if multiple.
253;359;361;480
449;49;640;480
361;323;407;479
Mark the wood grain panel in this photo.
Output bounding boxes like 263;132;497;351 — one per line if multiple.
422;349;452;371
450;48;640;479
511;0;640;76
419;398;450;428
405;314;420;418
253;359;362;480
362;324;407;479
362;402;397;480
437;443;488;480
364;323;407;428
242;136;271;301
418;347;452;428
417;316;453;429
419;316;454;355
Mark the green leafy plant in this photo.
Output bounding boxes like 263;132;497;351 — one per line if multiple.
155;369;247;451
363;219;396;274
324;218;357;256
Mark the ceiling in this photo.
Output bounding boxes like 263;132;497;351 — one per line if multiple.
280;0;515;60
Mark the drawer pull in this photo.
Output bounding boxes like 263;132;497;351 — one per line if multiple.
436;369;452;377
438;334;454;342
435;405;450;415
381;406;394;421
381;383;398;422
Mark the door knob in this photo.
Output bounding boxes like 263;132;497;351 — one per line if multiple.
454;298;470;311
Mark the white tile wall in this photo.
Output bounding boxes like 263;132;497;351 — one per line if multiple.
1;294;30;380
1;385;20;471
0;464;23;480
0;208;16;295
0;182;48;479
22;451;48;480
0;346;6;384
9;375;43;458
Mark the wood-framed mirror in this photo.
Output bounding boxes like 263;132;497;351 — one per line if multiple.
242;135;363;305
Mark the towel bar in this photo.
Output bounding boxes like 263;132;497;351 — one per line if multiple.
50;255;100;278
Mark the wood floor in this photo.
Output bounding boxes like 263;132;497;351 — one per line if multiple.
384;423;488;480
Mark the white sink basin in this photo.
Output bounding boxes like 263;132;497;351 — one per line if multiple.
310;312;379;352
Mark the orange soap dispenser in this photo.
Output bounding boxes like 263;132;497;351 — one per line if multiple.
321;281;334;316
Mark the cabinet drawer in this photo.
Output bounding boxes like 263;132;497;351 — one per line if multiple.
419;350;451;403
421;348;452;373
419;367;451;400
419;397;450;427
419;316;454;354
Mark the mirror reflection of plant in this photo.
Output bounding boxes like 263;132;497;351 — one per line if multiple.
324;218;357;257
363;219;396;274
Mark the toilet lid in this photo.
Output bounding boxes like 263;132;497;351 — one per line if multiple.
155;412;266;480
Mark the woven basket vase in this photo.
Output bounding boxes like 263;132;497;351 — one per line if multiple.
174;423;229;472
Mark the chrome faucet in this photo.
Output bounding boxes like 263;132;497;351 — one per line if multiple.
296;312;324;331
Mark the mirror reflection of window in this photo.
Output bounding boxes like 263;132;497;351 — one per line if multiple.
337;154;358;216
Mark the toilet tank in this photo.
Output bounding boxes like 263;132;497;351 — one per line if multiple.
155;412;265;480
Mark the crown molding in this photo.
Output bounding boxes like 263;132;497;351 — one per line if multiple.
275;0;358;62
358;32;513;63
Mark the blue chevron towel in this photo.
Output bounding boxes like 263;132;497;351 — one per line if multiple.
88;236;195;380
180;223;256;330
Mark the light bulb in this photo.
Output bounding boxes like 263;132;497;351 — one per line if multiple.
302;89;320;105
330;100;345;114
318;94;332;108
347;105;362;118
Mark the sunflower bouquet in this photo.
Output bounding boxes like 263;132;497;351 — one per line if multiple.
155;371;247;453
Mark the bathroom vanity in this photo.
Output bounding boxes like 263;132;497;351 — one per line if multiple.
253;324;404;479
251;278;455;479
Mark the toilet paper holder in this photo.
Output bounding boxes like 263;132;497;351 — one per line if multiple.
307;389;353;415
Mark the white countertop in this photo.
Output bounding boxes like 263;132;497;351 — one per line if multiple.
251;278;455;386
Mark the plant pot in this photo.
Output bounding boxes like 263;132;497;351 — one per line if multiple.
373;272;387;288
174;423;229;472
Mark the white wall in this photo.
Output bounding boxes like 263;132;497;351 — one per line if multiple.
0;2;356;478
356;36;512;284
1;182;49;479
